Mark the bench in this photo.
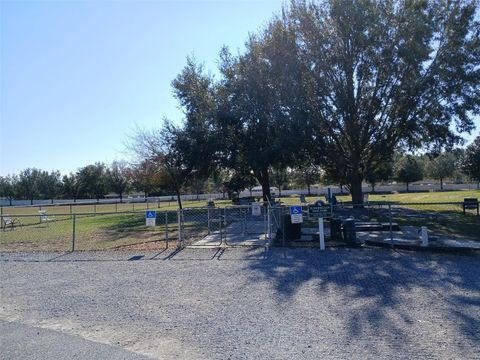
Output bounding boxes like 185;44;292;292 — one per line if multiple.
1;215;22;230
463;198;479;215
39;210;55;225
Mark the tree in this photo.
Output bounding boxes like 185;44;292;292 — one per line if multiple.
107;161;130;202
129;121;193;209
395;155;424;192
365;161;393;193
0;175;18;206
462;136;480;189
38;170;62;203
77;163;109;201
266;0;479;204
62;173;80;201
129;160;163;199
17;168;41;204
269;168;290;197
426;152;456;190
292;164;321;195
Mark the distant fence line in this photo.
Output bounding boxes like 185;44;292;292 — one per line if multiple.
0;182;478;207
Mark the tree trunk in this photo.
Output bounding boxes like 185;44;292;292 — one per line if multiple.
256;168;272;203
406;183;409;192
350;176;363;206
371;183;375;193
307;184;311;195
175;188;183;209
119;193;123;203
440;178;443;191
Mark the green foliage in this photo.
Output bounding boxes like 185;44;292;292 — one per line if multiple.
107;161;131;201
62;173;80;200
17;168;42;203
0;175;18;205
462;136;480;183
394;155;424;191
425;151;457;189
76;163;109;200
291;165;321;195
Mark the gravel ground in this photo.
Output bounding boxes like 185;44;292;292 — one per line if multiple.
0;247;479;359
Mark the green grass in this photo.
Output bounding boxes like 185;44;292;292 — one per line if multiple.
1;190;478;251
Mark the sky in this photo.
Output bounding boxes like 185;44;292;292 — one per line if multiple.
0;0;478;176
0;0;285;175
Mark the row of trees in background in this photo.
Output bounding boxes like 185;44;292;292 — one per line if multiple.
1;137;479;205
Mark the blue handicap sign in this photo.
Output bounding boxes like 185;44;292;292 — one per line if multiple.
290;206;302;215
146;211;156;219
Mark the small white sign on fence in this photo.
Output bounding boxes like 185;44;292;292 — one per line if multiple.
252;203;262;216
145;210;156;227
290;206;303;224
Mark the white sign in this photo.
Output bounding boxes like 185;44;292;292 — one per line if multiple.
290;206;303;224
145;210;156;227
252;203;262;216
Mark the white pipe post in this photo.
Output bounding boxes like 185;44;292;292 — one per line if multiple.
319;217;325;251
421;226;428;247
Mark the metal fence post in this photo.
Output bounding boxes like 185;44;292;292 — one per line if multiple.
72;214;76;252
207;207;211;234
177;209;182;247
69;204;73;218
267;204;271;239
165;212;169;248
389;204;393;241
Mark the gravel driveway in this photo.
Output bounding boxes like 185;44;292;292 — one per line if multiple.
1;248;479;359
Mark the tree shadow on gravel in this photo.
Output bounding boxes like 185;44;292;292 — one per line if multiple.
243;247;480;355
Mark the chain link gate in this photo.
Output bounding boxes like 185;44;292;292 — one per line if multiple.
177;204;276;248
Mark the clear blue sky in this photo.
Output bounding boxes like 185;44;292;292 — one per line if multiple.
0;0;284;175
0;0;478;176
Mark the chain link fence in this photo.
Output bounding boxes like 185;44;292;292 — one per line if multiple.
1;200;478;251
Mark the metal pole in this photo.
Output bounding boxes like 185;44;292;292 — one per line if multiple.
72;214;76;252
165;212;169;248
267;204;271;239
421;226;428;247
177;209;182;247
207;207;211;235
319;217;325;250
389;204;393;241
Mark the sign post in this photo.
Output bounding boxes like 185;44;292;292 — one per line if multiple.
290;206;303;224
145;210;156;227
319;217;325;250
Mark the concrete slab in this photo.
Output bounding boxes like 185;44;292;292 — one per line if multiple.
189;220;271;248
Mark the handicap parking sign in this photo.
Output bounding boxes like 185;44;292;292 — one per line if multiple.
290;206;303;224
145;211;156;226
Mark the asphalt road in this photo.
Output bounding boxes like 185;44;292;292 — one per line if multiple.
1;248;479;359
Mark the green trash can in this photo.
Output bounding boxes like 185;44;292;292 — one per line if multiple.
283;214;302;240
330;218;342;240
